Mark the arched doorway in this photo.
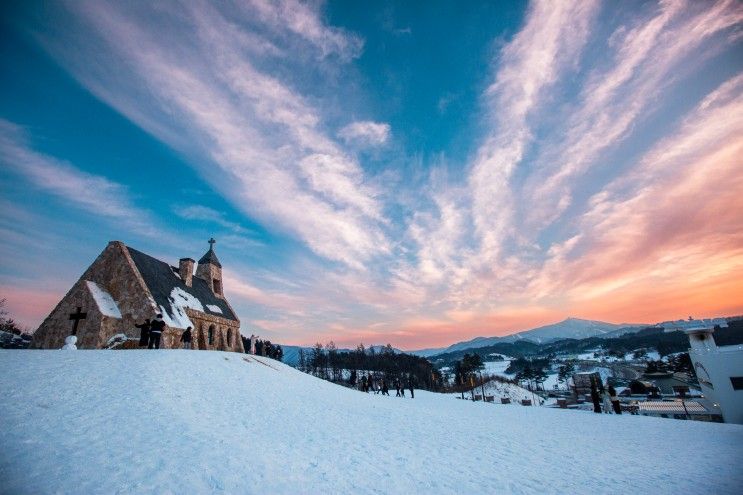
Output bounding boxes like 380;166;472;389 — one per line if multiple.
208;325;215;346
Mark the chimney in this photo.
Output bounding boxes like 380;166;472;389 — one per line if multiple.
179;258;195;287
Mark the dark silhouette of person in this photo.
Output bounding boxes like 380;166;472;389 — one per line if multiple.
180;326;192;349
408;378;415;399
381;379;389;396
608;385;622;414
590;377;602;413
148;314;166;349
394;378;401;397
135;319;151;347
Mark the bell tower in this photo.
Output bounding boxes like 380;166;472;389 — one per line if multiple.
196;238;223;297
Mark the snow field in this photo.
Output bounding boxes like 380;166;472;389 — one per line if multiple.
1;350;742;494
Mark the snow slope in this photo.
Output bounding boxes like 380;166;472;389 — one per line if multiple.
1;350;742;494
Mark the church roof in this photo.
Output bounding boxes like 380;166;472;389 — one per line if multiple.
198;247;222;268
126;246;237;323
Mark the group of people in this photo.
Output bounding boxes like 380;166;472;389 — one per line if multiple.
246;334;283;361
360;375;415;398
590;378;622;414
134;315;191;350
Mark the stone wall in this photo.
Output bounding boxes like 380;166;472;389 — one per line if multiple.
183;309;244;353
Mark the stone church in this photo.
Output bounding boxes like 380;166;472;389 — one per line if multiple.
32;239;244;353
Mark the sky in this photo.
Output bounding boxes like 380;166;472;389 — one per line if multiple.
0;0;741;350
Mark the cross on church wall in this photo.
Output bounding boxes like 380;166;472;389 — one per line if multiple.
69;306;87;335
208;237;216;248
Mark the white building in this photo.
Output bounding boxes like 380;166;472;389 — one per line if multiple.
666;319;743;424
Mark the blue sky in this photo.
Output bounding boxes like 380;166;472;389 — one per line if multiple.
1;0;742;349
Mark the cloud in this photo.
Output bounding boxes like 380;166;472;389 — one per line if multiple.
0;119;168;241
530;74;743;310
337;121;391;147
525;0;743;227
18;1;742;347
468;0;599;262
44;0;387;268
242;0;364;60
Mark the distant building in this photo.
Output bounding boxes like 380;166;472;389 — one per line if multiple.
571;371;602;396
666;319;743;424
32;240;244;352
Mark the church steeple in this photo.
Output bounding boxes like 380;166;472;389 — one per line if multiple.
198;237;222;268
196;238;223;296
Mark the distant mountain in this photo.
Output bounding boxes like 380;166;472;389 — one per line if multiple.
410;318;646;358
501;317;642;344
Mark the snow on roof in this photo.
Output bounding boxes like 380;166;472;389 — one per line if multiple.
638;400;709;414
85;281;122;318
160;287;204;330
126;246;237;322
206;304;222;314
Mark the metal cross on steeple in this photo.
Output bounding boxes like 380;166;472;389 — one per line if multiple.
208;237;216;249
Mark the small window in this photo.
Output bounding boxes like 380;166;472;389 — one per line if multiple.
213;279;222;295
730;377;743;390
208;325;215;345
227;329;232;347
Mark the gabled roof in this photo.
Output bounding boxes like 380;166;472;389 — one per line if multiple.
126;246;237;323
198;247;222;268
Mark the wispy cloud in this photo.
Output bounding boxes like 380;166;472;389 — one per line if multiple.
0;119;167;241
525;0;743;227
468;0;599;262
242;0;364;60
45;0;387;269
337;121;391;147
531;74;743;311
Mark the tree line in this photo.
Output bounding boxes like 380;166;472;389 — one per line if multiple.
297;342;443;391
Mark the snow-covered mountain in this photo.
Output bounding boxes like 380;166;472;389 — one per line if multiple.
2;349;741;493
501;317;641;343
411;318;645;357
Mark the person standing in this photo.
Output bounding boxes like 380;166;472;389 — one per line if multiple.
381;379;389;396
249;334;257;355
135;319;151;347
148;314;166;349
608;385;622;415
602;387;613;414
394;378;401;397
180;326;192;350
361;375;368;393
408;378;415;399
590;378;602;414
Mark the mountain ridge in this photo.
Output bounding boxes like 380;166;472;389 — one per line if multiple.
409;317;646;357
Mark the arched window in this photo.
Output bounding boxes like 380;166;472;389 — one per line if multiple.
227;329;232;347
208;325;215;345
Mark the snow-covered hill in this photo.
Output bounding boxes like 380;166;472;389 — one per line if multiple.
1;350;741;494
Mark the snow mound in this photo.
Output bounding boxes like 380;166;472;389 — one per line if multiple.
160;287;204;329
205;304;222;314
86;281;122;318
1;350;742;494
